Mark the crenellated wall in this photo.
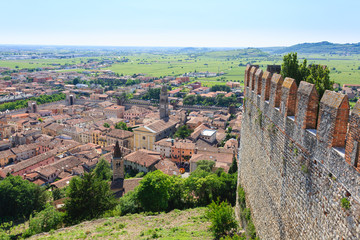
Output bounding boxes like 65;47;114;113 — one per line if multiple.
237;65;360;239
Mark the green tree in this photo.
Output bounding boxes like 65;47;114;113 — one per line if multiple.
72;77;80;85
94;158;112;181
173;125;192;139
167;176;186;210
228;156;238;174
142;88;161;100
137;170;171;212
217;172;237;205
0;175;47;222
52;188;67;201
103;122;110;128
306;64;334;98
64;172;117;223
196;160;215;172
183;95;196;105
115;121;131;131
206;200;238;239
185;169;224;206
281;53;308;85
210;85;231;93
281;52;333;98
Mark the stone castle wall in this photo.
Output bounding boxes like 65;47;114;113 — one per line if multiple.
237;65;360;239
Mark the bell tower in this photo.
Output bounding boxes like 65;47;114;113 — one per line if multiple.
159;85;169;120
112;141;124;180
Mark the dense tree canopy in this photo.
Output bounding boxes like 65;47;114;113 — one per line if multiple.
137;170;171;212
210;85;231;93
142;88;161;100
0;175;47;222
94;158;112;181
173;125;192;139
0;93;66;112
119;160;238;215
115;121;132;131
64;172;116;223
183;94;236;107
306;64;334;98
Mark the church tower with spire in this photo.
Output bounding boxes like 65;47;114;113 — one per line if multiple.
111;141;124;197
159;85;169;120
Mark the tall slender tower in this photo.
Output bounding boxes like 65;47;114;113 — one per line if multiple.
159;85;169;120
112;141;124;180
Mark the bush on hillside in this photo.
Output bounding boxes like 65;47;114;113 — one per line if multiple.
23;204;64;238
206;200;237;239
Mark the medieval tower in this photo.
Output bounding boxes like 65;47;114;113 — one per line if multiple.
27;101;38;113
112;141;124;180
66;92;75;106
159;85;169;120
111;141;125;197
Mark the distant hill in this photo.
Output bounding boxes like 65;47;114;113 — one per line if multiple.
261;41;360;55
200;48;269;59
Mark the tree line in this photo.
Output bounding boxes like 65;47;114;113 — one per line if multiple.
0;93;66;112
183;93;237;107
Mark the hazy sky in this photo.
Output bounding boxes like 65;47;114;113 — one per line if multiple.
1;0;359;47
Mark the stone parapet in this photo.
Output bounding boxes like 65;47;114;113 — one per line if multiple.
238;64;360;239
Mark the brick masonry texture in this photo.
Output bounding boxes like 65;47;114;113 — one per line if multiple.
237;66;360;239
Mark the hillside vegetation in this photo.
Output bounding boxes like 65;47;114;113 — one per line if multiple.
30;208;212;240
264;41;360;55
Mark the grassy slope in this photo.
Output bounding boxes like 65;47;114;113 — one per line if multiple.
30;208;212;240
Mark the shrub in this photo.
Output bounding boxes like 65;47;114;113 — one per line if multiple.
238;187;246;210
301;164;309;174
341;197;350;210
246;220;257;239
23;204;63;238
118;189;142;215
206;200;237;239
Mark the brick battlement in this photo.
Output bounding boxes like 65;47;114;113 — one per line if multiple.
237;65;360;239
245;65;359;171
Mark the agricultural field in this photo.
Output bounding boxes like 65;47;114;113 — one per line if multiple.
0;58;96;69
0;49;359;87
106;52;360;87
29;208;212;240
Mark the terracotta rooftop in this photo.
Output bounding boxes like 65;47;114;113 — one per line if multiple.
145;119;177;133
154;160;179;176
123;178;142;194
50;176;74;189
0;149;58;175
107;129;134;139
125;149;160;167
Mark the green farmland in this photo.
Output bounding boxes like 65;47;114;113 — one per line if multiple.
1;49;360;87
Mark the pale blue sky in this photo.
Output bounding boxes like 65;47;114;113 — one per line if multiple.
1;0;359;47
